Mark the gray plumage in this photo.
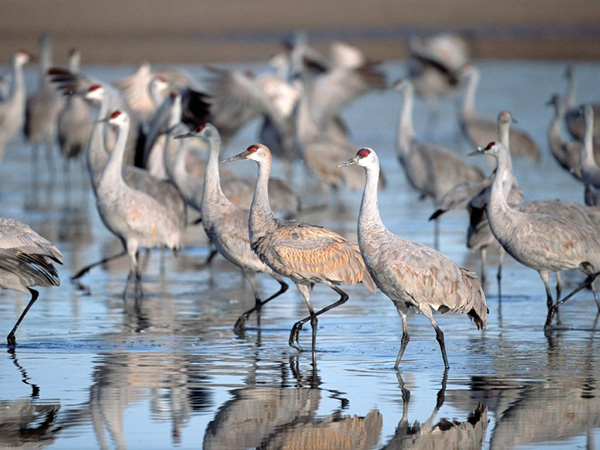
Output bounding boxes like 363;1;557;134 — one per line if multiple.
0;217;62;345
395;79;484;202
340;148;486;370
223;143;376;350
563;66;600;141
95;110;184;296
174;124;288;329
461;65;540;163
473;141;600;327
0;51;29;163
579;104;600;206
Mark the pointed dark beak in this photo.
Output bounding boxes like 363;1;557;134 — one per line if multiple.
337;155;359;168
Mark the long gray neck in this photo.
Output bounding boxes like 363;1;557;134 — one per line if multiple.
548;100;565;145
249;157;277;242
580;108;596;169
87;96;110;191
397;84;415;155
11;57;25;102
462;69;479;119
488;149;513;225
98;120;129;190
202;131;228;206
565;70;576;108
358;162;386;237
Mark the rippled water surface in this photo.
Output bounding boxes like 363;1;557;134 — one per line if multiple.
0;60;599;449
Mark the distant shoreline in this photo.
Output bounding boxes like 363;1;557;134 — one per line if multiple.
2;0;600;64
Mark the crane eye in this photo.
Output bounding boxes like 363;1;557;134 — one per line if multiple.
110;111;122;119
485;141;495;150
246;145;259;154
89;84;102;92
196;124;205;132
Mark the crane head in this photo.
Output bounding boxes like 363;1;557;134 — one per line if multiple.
222;143;269;164
338;147;378;168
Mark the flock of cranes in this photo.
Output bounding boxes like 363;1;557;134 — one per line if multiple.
0;31;599;370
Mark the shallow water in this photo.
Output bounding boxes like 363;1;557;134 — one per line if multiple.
0;60;599;449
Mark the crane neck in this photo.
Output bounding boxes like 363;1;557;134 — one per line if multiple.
565;70;576;108
580;109;596;168
202;131;228;206
98;120;129;191
358;162;385;236
249;157;277;242
488;148;513;219
10;57;26;101
497;121;515;174
87;96;111;192
461;69;479;119
396;84;415;154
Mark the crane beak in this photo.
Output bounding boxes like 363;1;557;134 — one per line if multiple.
173;130;192;140
221;150;248;164
337;155;359;168
467;148;484;157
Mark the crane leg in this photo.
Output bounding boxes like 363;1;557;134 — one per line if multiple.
421;307;450;369
539;271;554;311
433;217;440;251
289;285;349;351
479;247;487;290
394;310;410;369
545;273;598;329
234;278;288;331
497;247;505;299
555;272;563;302
7;289;39;346
71;250;127;280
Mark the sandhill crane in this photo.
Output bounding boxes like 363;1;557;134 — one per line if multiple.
0;51;29;162
563;66;600;141
223;143;377;350
174;124;288;329
461;65;540;163
394;79;484;248
93;110;184;296
25;33;64;173
433;111;523;289
171;134;301;220
48;67;141;167
0;218;62;345
339;148;486;369
579;104;600;206
294;62;386;197
407;32;470;134
472;141;600;328
57;48;92;168
547;94;592;180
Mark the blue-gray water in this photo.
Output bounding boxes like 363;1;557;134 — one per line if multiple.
0;60;599;449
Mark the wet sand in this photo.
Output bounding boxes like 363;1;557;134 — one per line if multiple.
2;0;600;64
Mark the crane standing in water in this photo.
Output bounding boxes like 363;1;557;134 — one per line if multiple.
0;218;62;345
472;141;600;328
339;147;487;369
223;143;377;350
95;110;183;297
175;124;288;330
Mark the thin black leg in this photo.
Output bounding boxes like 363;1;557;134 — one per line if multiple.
7;289;39;346
71;250;127;280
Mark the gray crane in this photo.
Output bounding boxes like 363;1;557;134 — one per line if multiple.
394;79;484;248
431;111;523;290
24;33;64;173
0;51;29;163
174;123;288;329
563;66;600;141
94;110;184;297
472;141;600;328
0;218;62;345
461;65;540;163
579;104;600;206
223;143;377;350
339;148;487;370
